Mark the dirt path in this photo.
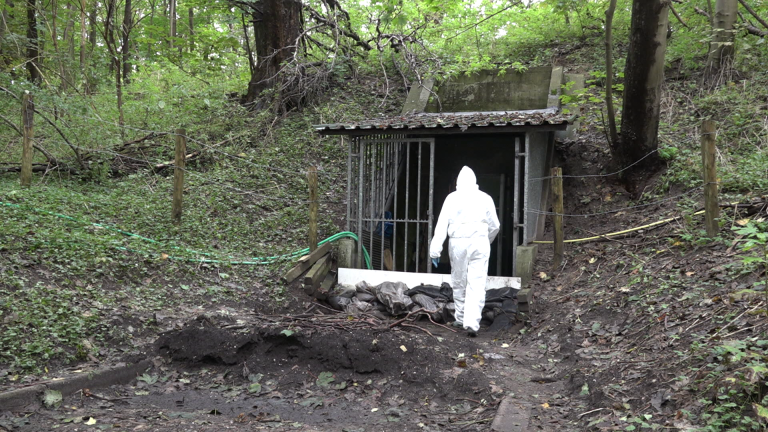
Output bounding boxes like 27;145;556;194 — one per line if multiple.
5;316;579;431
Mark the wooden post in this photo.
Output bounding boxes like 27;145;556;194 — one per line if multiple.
20;92;34;187
172;128;186;224
308;166;318;252
551;167;564;269
701;120;719;237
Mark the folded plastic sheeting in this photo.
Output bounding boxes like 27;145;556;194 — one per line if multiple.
326;282;519;329
374;282;414;316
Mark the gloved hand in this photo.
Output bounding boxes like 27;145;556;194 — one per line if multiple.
432;258;439;268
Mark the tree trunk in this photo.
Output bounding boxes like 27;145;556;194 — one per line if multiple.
615;0;669;188
705;0;737;84
147;0;155;59
188;7;194;52
105;0;124;135
62;0;75;91
26;0;42;85
169;0;176;49
243;0;302;105
79;0;86;68
604;0;619;148
0;2;11;67
122;0;133;84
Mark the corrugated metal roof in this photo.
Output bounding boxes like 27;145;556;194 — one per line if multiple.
314;108;573;134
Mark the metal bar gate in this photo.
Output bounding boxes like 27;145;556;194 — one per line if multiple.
347;137;435;273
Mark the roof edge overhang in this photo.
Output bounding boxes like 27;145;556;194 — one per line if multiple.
314;109;575;137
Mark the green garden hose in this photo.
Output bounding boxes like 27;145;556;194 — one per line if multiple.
0;200;372;269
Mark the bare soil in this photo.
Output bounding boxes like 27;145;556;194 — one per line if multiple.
3;134;766;432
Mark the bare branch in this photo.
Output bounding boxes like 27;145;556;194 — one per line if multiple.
738;0;768;31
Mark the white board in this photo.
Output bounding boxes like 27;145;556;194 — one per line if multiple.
338;268;520;291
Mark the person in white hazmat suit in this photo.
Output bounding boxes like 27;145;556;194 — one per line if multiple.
429;166;500;337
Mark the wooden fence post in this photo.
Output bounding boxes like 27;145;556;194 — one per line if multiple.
172;128;186;225
551;167;564;269
20;92;34;187
701;120;719;237
308;166;318;252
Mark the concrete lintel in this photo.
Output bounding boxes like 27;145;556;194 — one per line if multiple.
514;245;539;288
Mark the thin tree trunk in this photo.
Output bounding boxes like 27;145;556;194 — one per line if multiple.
105;0;124;136
79;0;86;68
604;0;619;148
122;0;133;84
51;0;59;53
147;0;155;58
188;7;194;52
169;0;176;49
0;2;10;66
62;0;75;91
615;0;669;188
26;0;42;85
241;13;255;76
705;0;738;84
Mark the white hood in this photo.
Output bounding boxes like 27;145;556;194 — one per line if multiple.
456;166;479;191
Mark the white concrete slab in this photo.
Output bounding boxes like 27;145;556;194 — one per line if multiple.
338;268;520;290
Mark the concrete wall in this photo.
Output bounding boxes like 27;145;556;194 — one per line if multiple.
425;67;553;112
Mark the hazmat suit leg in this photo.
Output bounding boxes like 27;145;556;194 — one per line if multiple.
463;240;490;332
448;238;469;326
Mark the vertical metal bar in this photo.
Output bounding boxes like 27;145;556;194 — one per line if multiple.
358;139;365;268
426;139;435;274
404;142;411;271
393;141;399;271
512;137;520;277
415;141;422;273
346;136;351;232
380;141;386;270
369;138;376;270
523;133;530;245
497;173;505;276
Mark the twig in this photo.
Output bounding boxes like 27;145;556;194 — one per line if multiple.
389;308;426;328
708;304;761;340
720;325;759;339
401;322;435;338
578;407;607;418
669;3;689;29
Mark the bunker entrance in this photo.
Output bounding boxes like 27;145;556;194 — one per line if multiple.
347;133;533;278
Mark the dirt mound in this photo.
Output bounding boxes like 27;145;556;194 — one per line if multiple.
156;322;491;404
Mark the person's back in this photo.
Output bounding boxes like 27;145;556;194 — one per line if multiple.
429;166;499;336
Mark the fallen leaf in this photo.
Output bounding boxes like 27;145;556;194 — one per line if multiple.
316;372;334;388
541;403;550;409
589;257;597;264
538;272;549;280
160;253;169;260
43;390;62;409
501;343;509;348
84;417;97;425
736;219;751;226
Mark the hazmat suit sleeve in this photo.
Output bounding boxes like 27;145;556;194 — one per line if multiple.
429;195;453;259
487;195;500;243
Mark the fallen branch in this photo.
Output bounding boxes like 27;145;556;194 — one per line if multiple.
154;151;201;169
738;0;768;31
